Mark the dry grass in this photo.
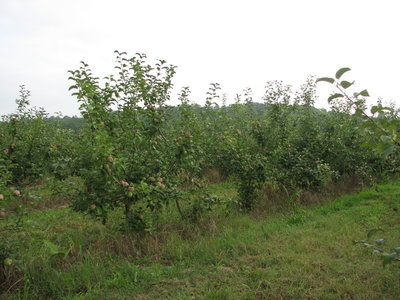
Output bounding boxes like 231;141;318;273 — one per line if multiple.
253;176;364;217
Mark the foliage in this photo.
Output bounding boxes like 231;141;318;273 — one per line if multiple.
317;67;400;158
2;53;400;298
68;51;209;228
318;67;400;268
1;56;396;231
0;86;77;185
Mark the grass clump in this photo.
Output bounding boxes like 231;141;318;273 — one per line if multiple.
1;180;399;299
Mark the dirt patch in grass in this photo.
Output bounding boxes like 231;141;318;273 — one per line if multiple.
5;195;70;212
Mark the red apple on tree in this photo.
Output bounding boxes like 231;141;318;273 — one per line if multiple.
156;182;165;188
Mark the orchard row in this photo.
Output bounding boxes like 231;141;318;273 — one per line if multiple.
1;52;399;230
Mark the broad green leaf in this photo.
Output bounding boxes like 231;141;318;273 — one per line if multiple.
375;239;385;246
335;67;351;79
359;89;370;97
367;228;384;238
316;77;335;84
43;240;61;256
340;81;353;89
371;106;380;114
371;106;392;114
328;93;343;103
393;247;400;254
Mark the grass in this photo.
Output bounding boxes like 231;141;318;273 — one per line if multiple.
1;179;399;299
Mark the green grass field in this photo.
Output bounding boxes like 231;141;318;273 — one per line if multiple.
1;180;399;299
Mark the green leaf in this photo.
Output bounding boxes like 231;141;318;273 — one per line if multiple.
335;67;351;79
328;93;344;103
371;106;380;114
316;77;335;84
367;228;384;238
375;239;385;246
43;240;61;256
371;106;391;114
393;247;400;254
340;81;353;89
359;89;369;97
382;252;397;267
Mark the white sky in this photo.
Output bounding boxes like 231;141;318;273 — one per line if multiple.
1;0;399;116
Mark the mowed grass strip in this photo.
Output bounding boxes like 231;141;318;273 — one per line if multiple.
1;181;399;299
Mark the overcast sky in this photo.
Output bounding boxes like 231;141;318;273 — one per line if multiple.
1;0;399;116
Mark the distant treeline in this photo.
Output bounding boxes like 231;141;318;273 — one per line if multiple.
47;116;86;131
46;102;294;131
